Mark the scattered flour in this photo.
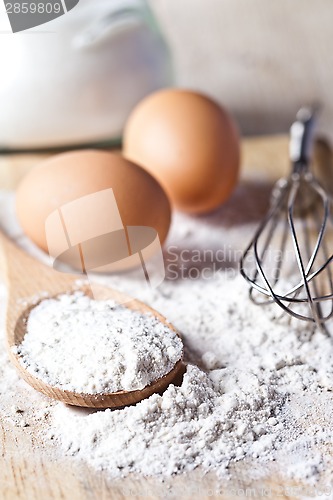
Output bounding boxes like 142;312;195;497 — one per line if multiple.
13;292;182;394
48;273;333;482
0;190;333;490
51;363;282;477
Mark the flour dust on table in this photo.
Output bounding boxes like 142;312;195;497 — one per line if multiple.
0;191;332;485
49;274;333;482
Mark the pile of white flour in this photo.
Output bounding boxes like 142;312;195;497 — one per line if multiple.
0;190;332;486
49;273;333;481
13;292;182;393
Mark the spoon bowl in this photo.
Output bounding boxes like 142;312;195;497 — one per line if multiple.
0;231;184;408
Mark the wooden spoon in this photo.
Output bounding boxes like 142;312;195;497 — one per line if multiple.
0;231;184;408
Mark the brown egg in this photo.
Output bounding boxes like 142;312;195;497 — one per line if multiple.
16;151;171;269
123;88;240;213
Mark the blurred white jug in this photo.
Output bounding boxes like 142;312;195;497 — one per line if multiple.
0;0;172;149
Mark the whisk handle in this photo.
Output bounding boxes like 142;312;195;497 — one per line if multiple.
289;107;316;169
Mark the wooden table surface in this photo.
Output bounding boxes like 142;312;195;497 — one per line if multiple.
0;136;332;500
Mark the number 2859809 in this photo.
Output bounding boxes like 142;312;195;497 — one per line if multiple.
5;3;62;14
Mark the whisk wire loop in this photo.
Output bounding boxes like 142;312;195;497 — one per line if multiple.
240;107;333;332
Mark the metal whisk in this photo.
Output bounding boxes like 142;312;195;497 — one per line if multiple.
240;107;333;332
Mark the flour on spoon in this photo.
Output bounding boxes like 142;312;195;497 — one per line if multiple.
13;292;183;394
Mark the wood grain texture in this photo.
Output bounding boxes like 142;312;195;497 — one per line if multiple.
0;136;332;499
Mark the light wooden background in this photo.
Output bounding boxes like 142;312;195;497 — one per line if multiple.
149;0;333;141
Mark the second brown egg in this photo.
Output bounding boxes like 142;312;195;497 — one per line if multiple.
124;89;240;214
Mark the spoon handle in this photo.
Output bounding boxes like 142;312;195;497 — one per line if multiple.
0;230;43;282
0;230;53;295
0;230;77;308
